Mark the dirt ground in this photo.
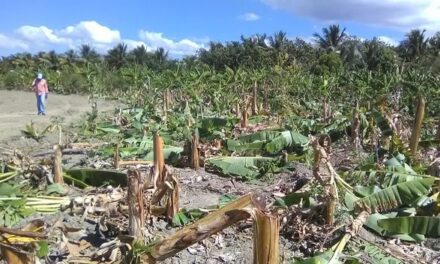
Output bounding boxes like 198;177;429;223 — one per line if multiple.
0;90;117;142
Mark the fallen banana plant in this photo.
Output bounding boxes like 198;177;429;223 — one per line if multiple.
65;168;127;187
0;220;48;264
227;129;309;155
205;156;282;180
130;193;279;264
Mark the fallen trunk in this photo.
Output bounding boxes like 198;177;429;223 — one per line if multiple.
140;193;264;262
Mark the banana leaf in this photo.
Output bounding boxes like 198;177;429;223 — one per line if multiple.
198;117;237;138
227;130;308;155
273;192;313;208
344;169;429;189
354;178;435;213
205;156;279;180
365;213;425;242
144;146;183;164
372;109;393;137
378;216;440;237
65;169;127;187
293;251;336;264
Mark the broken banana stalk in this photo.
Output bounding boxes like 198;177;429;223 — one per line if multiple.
312;136;338;225
137;193;279;264
253;209;279;264
53;144;63;184
153;133;165;190
329;211;369;263
410;95;425;157
127;169;146;242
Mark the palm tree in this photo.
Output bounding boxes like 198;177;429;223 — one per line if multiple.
268;31;289;51
154;47;169;65
105;43;128;69
79;44;100;63
399;29;428;61
64;49;78;66
129;45;149;65
269;31;291;65
313;24;347;51
428;32;440;55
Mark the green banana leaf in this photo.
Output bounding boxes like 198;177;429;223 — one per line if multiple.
205;156;280;180
274;192;313;208
65;168;127;187
345;170;429;189
378;216;440;237
354;178;435;213
365;213;425;242
227;130;308;155
372;109;393;137
144;146;184;164
293;251;336;264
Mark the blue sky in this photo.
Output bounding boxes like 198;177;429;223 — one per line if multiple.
0;0;439;57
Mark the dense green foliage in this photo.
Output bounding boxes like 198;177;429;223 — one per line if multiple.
0;25;439;118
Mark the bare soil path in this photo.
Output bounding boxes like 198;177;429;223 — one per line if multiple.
0;90;117;142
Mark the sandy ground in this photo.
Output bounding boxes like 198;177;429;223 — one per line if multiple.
0;90;117;142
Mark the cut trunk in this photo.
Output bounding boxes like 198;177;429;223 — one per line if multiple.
165;175;180;221
312;136;339;226
127;169;145;241
410;96;425;157
53;144;63;184
241;108;248;128
351;101;360;149
322;98;329;123
235;102;241;119
326;184;337;226
142;193;262;262
113;143;120;170
153;133;165;188
252;81;258;115
191;129;200;170
437;121;440;141
253;210;279;264
57;125;62;146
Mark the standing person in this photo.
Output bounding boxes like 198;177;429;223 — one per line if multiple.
31;73;49;115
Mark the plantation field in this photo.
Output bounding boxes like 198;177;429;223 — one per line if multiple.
1;25;440;263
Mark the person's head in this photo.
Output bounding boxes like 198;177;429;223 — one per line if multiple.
37;73;43;80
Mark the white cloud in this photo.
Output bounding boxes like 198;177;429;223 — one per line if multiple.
138;30;205;56
377;36;399;46
261;0;440;31
0;21;205;57
0;34;29;50
239;12;260;21
60;21;121;44
17;26;69;45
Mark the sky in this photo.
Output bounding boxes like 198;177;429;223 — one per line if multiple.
0;0;439;57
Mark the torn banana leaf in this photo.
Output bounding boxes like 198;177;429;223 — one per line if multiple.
198;117;237;138
227;130;308;155
344;169;430;189
205;156;281;180
144;146;183;164
65;169;127;187
378;216;440;237
365;213;425;242
354;178;435;213
293;250;335;264
273;192;314;208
